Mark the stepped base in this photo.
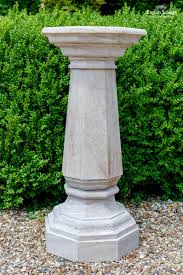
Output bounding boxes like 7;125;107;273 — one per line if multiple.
45;196;139;261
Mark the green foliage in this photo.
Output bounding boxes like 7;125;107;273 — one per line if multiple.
0;0;40;15
114;8;183;202
100;0;183;14
0;0;183;15
40;0;106;12
0;7;182;208
40;0;183;14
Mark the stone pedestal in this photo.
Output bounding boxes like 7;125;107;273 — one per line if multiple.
42;26;147;262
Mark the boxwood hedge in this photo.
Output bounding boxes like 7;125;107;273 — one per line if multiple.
0;7;182;208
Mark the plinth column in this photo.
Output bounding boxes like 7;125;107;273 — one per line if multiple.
42;26;147;262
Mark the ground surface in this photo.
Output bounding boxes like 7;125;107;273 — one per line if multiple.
0;198;183;275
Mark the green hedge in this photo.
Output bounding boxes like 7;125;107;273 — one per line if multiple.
0;7;183;208
1;0;183;15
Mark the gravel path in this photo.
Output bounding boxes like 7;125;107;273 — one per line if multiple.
0;198;183;275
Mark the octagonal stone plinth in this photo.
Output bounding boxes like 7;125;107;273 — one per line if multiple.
42;26;147;262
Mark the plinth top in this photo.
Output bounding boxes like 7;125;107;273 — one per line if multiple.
42;26;147;59
42;26;147;36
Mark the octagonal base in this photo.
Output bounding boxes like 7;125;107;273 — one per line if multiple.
45;199;139;262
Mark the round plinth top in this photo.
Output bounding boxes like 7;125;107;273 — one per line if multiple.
42;26;147;36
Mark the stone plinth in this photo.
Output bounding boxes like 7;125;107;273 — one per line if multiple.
42;26;147;262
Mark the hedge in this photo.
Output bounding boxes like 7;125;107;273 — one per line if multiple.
0;7;183;208
1;0;183;15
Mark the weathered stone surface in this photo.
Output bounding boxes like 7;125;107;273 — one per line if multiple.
42;26;147;261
